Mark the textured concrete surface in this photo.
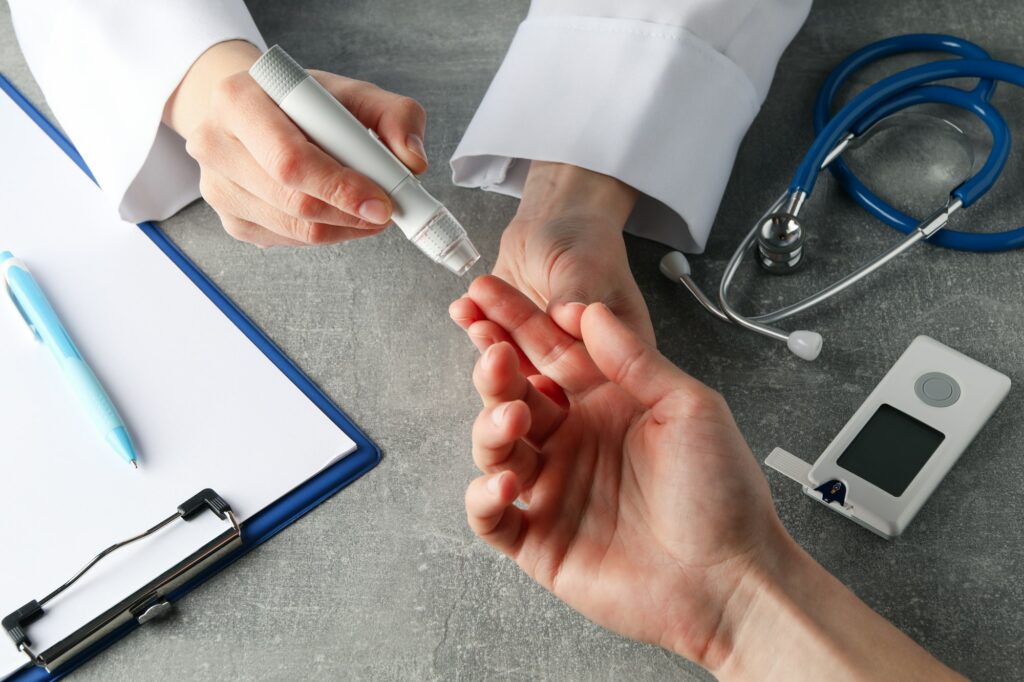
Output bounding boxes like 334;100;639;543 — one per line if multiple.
3;1;1024;679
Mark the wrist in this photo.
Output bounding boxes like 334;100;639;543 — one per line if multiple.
514;161;638;234
709;530;841;678
710;525;964;681
163;40;262;138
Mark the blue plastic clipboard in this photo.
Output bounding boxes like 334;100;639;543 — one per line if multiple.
0;74;381;681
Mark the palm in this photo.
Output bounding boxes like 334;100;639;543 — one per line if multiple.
521;369;774;658
454;275;780;663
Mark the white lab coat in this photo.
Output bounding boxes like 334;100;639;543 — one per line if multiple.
452;0;813;252
8;0;266;223
9;0;810;251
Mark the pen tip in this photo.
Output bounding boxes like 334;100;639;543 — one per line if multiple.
131;460;138;469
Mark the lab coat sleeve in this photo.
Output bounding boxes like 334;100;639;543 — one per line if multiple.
8;0;267;223
450;0;812;253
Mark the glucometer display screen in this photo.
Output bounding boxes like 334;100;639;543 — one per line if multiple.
836;404;945;496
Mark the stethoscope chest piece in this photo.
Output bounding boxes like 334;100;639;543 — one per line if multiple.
756;214;804;273
661;33;1024;361
756;195;807;274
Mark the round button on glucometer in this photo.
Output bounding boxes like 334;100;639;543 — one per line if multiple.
923;378;953;401
914;372;961;407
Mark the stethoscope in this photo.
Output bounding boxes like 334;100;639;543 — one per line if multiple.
661;34;1024;360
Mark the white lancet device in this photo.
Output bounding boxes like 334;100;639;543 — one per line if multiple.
249;45;480;276
766;336;1010;538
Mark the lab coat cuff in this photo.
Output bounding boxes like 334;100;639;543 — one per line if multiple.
450;15;762;253
13;1;268;224
120;18;267;223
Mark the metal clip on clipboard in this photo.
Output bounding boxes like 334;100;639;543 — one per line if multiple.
2;489;241;673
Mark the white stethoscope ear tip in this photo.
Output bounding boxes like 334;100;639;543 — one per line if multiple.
787;331;823;361
659;251;692;280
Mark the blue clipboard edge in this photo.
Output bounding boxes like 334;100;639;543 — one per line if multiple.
0;75;382;680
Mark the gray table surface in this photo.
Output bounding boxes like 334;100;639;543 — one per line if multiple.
3;1;1024;679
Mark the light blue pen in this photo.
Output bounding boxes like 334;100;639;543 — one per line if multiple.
1;251;139;468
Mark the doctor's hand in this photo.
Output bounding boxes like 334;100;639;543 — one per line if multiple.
486;162;654;345
163;40;428;247
453;276;964;681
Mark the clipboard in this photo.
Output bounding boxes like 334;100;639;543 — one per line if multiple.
0;73;381;681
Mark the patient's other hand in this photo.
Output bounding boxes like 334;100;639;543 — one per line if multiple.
480;162;654;344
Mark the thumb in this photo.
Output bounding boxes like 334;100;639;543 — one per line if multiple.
545;272;655;345
547;301;587;339
580;303;702;408
545;277;605;339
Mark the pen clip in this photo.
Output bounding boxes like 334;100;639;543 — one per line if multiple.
1;258;42;343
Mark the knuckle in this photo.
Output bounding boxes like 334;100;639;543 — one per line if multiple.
322;175;363;211
221;218;249;242
213;73;249;106
281;215;312;242
303;222;332;245
184;125;216;162
287;190;324;220
267;145;306;185
397;96;426;121
283;217;330;245
674;386;728;421
198;174;222;205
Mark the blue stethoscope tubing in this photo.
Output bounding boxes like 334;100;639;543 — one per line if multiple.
659;34;1024;360
804;33;1023;251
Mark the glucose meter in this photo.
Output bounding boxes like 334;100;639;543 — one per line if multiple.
766;336;1010;538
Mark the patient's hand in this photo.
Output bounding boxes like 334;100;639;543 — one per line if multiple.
487;162;654;344
452;276;966;681
454;275;783;667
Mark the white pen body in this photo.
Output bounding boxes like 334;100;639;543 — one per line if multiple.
249;46;479;275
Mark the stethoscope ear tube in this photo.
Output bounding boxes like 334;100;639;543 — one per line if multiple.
663;35;1024;360
661;193;823;361
803;37;1024;250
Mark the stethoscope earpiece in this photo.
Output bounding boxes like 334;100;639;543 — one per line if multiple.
660;248;824;361
658;251;692;280
787;331;823;361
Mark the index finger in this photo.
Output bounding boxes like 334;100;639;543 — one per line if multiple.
221;76;393;225
467;276;605;395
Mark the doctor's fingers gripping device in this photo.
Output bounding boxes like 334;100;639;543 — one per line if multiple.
662;34;1024;361
249;46;480;276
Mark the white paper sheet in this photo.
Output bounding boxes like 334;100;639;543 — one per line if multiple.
0;91;356;678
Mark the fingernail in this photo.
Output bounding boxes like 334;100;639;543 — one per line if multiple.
491;403;509;426
406;133;427;164
487;473;504;495
564;302;587;314
359;199;391;225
